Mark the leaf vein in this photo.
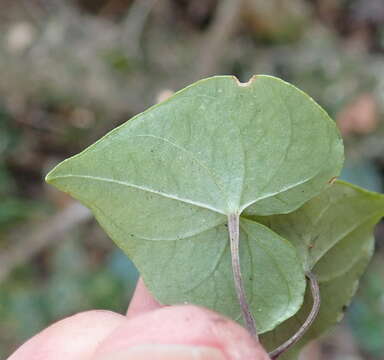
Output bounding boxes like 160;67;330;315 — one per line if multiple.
131;134;231;208
49;174;226;215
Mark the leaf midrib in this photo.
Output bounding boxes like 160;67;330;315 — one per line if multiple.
49;174;227;215
132;134;232;206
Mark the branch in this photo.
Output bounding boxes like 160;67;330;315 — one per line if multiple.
228;214;258;339
194;0;243;79
269;271;321;359
120;0;158;57
0;202;91;284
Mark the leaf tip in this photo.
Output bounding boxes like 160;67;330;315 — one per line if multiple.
44;161;62;186
45;169;54;184
233;75;257;87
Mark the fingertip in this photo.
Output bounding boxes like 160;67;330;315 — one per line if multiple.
96;305;270;360
7;310;126;360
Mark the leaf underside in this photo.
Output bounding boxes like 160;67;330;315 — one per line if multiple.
258;181;384;358
46;75;346;333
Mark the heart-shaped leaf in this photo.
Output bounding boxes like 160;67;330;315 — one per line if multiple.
258;181;384;358
110;217;305;332
46;75;343;332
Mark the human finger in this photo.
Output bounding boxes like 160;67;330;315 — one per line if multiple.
94;305;270;360
7;310;126;360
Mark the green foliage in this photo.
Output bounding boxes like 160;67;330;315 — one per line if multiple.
258;181;384;358
0;240;137;358
0;198;35;228
45;75;383;356
348;256;384;357
0;113;37;230
0;108;19;155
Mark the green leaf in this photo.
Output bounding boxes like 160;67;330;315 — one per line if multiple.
262;241;374;360
252;181;384;279
46;75;343;332
112;218;305;332
258;181;384;357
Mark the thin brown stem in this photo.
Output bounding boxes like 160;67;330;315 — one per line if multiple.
194;0;243;79
269;271;321;359
228;214;258;339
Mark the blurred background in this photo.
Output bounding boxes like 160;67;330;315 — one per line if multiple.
0;0;383;358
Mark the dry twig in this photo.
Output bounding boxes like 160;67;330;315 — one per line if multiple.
0;202;91;284
194;0;243;79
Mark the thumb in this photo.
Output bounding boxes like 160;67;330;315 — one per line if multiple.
93;304;270;360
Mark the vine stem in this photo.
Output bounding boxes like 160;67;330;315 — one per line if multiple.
268;271;321;359
228;214;258;340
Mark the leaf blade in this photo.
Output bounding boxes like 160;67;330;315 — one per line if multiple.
46;75;344;331
261;239;374;360
256;181;384;357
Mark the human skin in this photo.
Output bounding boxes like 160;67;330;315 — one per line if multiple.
7;278;270;360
